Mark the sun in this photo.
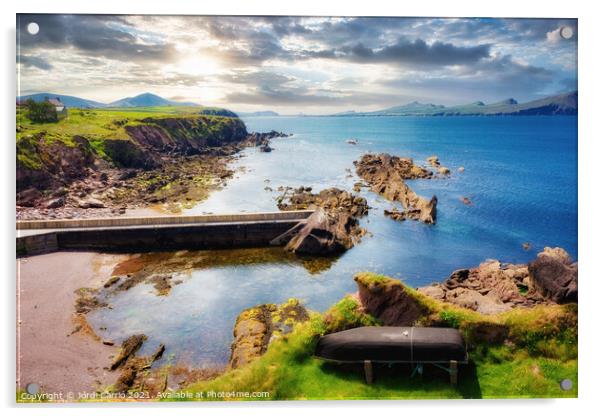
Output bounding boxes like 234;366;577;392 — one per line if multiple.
178;56;220;76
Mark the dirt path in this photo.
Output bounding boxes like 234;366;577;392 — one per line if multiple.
16;251;129;396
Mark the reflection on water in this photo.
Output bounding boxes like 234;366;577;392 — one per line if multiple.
88;116;577;367
87;247;343;367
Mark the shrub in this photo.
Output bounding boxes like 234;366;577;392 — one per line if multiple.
26;99;58;123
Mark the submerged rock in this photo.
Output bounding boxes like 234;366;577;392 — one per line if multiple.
427;155;440;167
74;287;107;314
149;275;174;296
110;334;147;371
384;195;437;224
111;340;166;393
460;196;473;206
437;166;451;175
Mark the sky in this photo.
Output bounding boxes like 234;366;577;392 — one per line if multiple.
17;15;577;114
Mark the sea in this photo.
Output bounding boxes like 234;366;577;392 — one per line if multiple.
87;115;578;366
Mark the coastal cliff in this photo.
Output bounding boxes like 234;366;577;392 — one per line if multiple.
16;111;285;217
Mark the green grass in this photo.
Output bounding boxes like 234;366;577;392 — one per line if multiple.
17;106;204;142
16;105;246;177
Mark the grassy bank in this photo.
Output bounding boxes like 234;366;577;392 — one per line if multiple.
174;273;577;400
16;105;248;209
17;106;244;159
17;106;203;141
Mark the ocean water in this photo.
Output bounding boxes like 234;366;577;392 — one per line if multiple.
87;116;578;367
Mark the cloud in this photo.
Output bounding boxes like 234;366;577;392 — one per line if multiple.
219;70;294;87
224;82;408;108
337;38;491;66
380;54;555;103
18;55;52;70
196;16;492;69
17;14;176;64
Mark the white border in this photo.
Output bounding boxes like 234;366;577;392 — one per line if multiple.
3;1;601;415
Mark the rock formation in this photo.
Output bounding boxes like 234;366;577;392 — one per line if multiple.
354;273;428;326
426;155;451;176
275;187;369;255
279;208;361;255
277;186;368;218
354;153;438;224
16;115;289;218
229;299;309;369
111;334;148;371
528;247;578;303
418;247;577;314
243;130;289;148
109;334;166;393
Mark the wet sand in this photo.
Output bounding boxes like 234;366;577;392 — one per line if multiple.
17;251;129;396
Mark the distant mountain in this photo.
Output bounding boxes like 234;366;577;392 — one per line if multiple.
377;101;446;115
108;93;197;107
17;93;106;108
237;111;280;117
330;91;577;117
18;92;200;108
331;110;357;116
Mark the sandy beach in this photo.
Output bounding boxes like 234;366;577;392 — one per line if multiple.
17;251;129;396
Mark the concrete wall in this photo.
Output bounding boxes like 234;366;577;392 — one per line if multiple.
17;232;58;257
16;211;314;257
54;220;301;252
16;210;313;230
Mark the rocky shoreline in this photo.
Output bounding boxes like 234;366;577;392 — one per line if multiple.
418;247;578;315
17;118;289;219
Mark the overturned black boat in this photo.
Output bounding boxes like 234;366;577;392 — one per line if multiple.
315;326;467;384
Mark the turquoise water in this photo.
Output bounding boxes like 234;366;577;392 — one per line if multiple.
88;116;577;367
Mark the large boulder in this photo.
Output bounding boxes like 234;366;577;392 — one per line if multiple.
229;299;308;369
16;188;42;207
354;273;428;326
528;247;577;303
276;187;369;255
283;208;359;255
229;305;274;369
